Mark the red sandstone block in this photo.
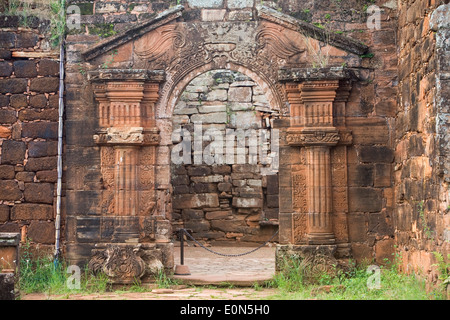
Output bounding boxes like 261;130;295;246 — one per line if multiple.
10;203;53;220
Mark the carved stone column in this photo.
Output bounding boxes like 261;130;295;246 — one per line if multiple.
286;79;340;245
87;70;173;283
90;70;162;219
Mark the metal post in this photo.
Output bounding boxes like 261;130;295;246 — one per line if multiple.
174;228;190;275
180;228;184;266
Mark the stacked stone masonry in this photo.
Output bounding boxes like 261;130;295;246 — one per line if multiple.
171;70;279;243
0;17;59;247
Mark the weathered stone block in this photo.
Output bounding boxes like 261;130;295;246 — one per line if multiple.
218;182;232;192
358;146;394;163
171;175;189;185
210;219;247;233
19;109;58;122
266;174;279;194
228;86;252;102
13;60;37;78
348;164;373;187
29;94;47;108
205;210;232;220
24;183;54;204
28;141;58;158
191;182;217;193
374;163;391;187
38;59;59;76
173;193;219;209
190;175;224;183
76;216;101;242
15;171;34;182
0;61;12;77
0;166;15;180
181;209;204;220
0;205;9;222
348;213;368;243
25;157;57;172
0;49;11;59
36;170;57;183
184;220;210;233
9;94;27;108
1;140;26;165
187;165;211;176
15;32;38;48
27;221;55;244
0;95;9;107
29;77;59;93
0;79;27;94
66;191;101;215
266;194;279;208
10;203;53;220
21;122;58;139
228;9;253;21
0;32;16;48
348;187;382;213
0;110;16;124
212;164;231;174
375;238;394;264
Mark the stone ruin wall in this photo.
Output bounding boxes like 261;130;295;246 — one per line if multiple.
0;15;60;251
64;0;400;262
394;0;449;284
0;0;447;284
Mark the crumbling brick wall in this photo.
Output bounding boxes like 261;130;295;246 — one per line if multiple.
0;16;60;248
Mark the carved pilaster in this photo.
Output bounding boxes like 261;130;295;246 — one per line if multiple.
305;146;335;244
90;70;163;218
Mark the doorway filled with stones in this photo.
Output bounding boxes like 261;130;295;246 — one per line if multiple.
170;69;280;246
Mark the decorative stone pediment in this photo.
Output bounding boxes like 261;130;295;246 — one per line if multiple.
82;5;368;118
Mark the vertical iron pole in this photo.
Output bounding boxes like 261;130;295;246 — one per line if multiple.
180;229;184;266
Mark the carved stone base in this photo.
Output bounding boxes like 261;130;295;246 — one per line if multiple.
88;242;173;284
275;244;340;284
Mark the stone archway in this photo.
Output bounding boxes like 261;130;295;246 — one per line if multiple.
66;5;368;283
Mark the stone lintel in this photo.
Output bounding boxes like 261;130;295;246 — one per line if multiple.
88;69;165;83
93;127;160;146
286;127;340;147
278;67;358;82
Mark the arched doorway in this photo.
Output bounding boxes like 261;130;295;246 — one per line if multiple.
67;4;366;283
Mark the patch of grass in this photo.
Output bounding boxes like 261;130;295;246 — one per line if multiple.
18;239;110;297
154;269;180;288
266;255;442;300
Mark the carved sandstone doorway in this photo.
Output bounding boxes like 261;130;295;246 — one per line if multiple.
66;5;369;283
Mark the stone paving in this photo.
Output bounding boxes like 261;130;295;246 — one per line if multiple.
172;244;277;286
